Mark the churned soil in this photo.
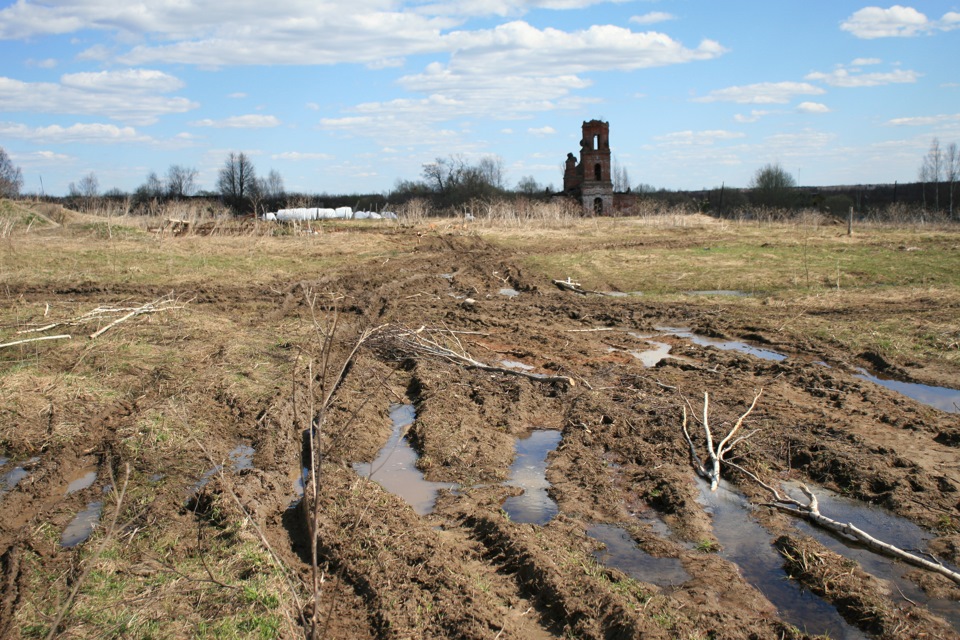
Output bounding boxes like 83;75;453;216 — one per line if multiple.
1;225;959;639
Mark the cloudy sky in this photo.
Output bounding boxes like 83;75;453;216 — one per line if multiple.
1;1;958;196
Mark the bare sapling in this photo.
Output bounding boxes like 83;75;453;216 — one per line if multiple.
299;289;387;640
681;389;762;491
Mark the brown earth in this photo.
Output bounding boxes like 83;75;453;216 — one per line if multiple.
1;226;959;639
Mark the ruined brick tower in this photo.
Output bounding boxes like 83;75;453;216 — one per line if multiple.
563;120;614;215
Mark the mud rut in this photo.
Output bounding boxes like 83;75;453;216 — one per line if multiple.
2;231;960;639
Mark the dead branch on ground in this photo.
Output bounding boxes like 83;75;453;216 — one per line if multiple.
13;295;189;340
724;459;960;586
0;334;71;349
371;324;576;386
551;277;615;296
681;389;762;491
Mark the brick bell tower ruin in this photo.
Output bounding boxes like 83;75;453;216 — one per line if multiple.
563;119;613;215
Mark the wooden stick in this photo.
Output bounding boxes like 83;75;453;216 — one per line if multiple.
0;334;72;348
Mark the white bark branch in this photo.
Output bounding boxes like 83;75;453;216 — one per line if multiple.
681;389;763;491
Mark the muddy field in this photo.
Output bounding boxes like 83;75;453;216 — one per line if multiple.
1;210;960;639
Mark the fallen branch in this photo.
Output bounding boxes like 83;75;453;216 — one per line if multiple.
372;324;575;386
0;334;72;349
551;278;613;296
725;460;960;587
681;389;762;491
89;296;187;339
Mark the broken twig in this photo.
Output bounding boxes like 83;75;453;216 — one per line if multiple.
681;389;762;491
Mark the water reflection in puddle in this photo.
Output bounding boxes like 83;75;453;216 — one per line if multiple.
1;457;40;498
684;290;751;297
501;359;535;371
697;480;866;639
587;524;689;588
657;326;787;362
62;501;103;547
502;430;562;525
190;442;256;495
66;469;97;495
854;369;960;414
352;404;455;516
228;444;255;470
499;288;520;297
783;481;960;630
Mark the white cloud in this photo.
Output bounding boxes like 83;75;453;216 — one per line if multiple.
443;22;726;76
61;69;184;93
629;12;675;26
805;66;919;88
0;72;197;125
797;102;830;114
26;58;57;69
228;92;247;99
734;110;771;123
850;57;882;66
528;126;556;136
190;115;281;128
0;122;152;144
695;82;825;104
271;151;333;160
840;5;959;38
886;113;960;126
654;130;746;146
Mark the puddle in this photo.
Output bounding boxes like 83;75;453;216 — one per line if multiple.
657;327;787;362
502;430;562;525
854;369;960;414
501;359;534;371
1;456;40;498
629;340;673;367
189;442;255;496
62;501;103;548
587;524;690;588
499;288;520;297
698;480;867;639
228;444;255;470
352;404;456;516
684;290;751;297
783;481;960;630
0;456;8;468
66;469;97;495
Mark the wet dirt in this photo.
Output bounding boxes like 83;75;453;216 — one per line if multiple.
2;227;960;639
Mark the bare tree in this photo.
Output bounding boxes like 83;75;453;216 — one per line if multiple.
921;138;942;212
0;146;23;198
612;156;630;193
477;156;505;190
217;152;258;214
166;165;198;199
258;169;285;201
945;142;958;220
516;175;542;195
77;172;99;198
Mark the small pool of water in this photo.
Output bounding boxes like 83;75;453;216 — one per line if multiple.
684;290;751;297
587;524;690;588
352;404;456;516
228;444;255;470
1;456;40;498
62;501;103;547
854;369;960;414
698;480;866;639
629;340;673;367
499;288;520;297
66;469;98;495
783;481;960;630
501;359;534;371
502;430;562;525
657;327;787;362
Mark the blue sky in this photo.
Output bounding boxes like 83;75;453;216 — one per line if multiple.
1;1;958;196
